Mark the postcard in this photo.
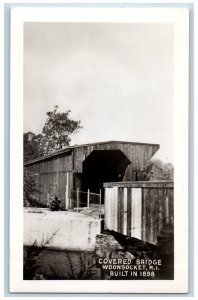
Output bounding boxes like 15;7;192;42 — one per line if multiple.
10;6;189;293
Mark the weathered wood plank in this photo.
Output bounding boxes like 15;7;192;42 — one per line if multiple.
152;188;159;244
150;188;158;244
168;188;174;225
149;188;154;243
108;188;112;230
104;181;174;188
104;184;173;245
123;188;128;235
165;192;169;224
131;188;142;240
104;188;111;230
145;188;151;243
142;188;150;242
127;188;132;236
159;188;167;228
141;188;146;241
112;186;118;231
65;172;69;209
117;187;124;234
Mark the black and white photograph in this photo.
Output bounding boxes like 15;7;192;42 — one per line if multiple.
9;6;189;293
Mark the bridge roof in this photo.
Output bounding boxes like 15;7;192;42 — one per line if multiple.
25;140;159;166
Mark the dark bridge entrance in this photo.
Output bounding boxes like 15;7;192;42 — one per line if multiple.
81;150;131;203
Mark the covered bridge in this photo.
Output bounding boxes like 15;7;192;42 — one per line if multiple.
25;141;159;209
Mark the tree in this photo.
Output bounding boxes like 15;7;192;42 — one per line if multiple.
24;106;82;160
23;132;43;163
38;105;82;155
140;159;174;181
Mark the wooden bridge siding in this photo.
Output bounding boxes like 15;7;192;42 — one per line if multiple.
73;142;159;174
25;155;73;208
35;172;70;208
104;182;174;245
122;144;159;180
141;188;164;244
25;142;160;208
26;153;73;174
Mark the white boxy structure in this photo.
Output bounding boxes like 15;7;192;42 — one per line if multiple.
24;208;102;251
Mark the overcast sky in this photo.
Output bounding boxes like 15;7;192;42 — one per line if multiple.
24;22;174;163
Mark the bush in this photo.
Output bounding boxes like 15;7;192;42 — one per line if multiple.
138;159;174;181
24;229;59;279
48;195;61;211
24;172;40;207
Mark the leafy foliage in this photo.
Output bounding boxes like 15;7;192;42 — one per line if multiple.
24;228;96;280
23;133;43;163
39;105;82;155
48;195;62;211
24;229;59;280
24;106;82;161
139;159;174;181
23;172;40;207
63;251;97;279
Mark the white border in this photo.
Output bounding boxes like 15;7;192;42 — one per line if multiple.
0;1;4;299
10;7;189;293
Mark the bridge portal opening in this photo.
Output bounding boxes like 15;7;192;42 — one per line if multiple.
81;150;131;203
